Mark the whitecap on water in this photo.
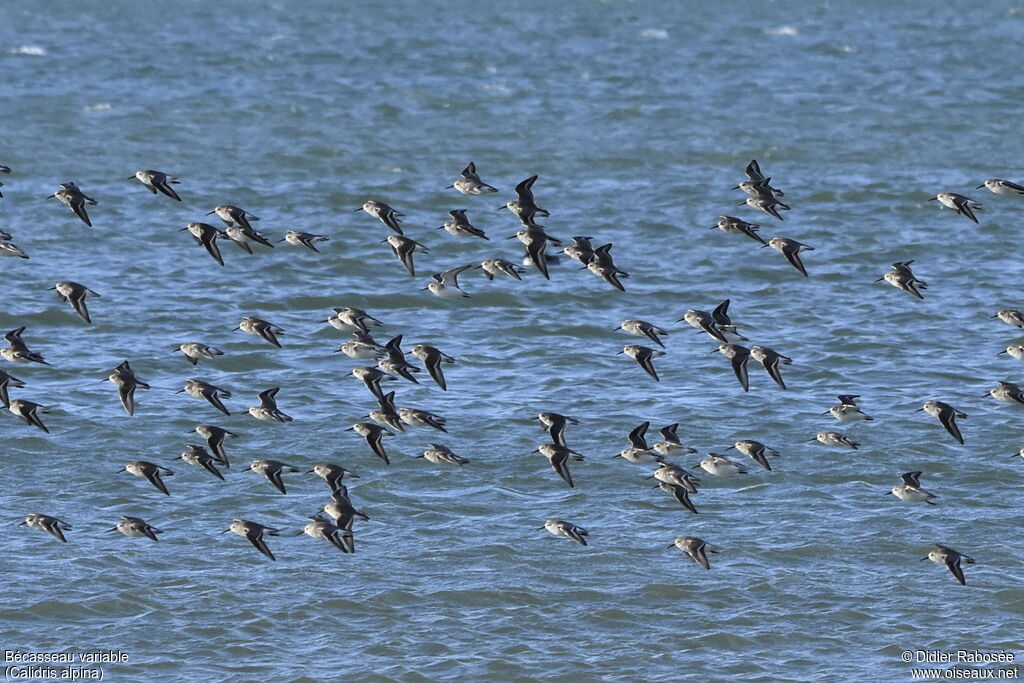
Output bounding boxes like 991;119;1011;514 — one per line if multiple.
765;26;799;36
84;103;112;111
7;45;47;56
640;29;668;40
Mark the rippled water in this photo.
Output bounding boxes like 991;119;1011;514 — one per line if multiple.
2;2;1024;680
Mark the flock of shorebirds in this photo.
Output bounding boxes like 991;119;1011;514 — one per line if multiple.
6;159;1024;585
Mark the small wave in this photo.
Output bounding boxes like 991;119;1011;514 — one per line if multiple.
7;45;47;56
766;26;799;36
84;103;112;111
640;28;668;40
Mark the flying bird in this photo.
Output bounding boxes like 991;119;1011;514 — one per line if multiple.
129;170;181;201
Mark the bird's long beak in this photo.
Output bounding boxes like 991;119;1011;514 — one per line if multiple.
976;185;986;189
997;350;1007;355
928;197;938;201
914;408;924;412
205;210;216;215
106;526;119;532
873;277;884;283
